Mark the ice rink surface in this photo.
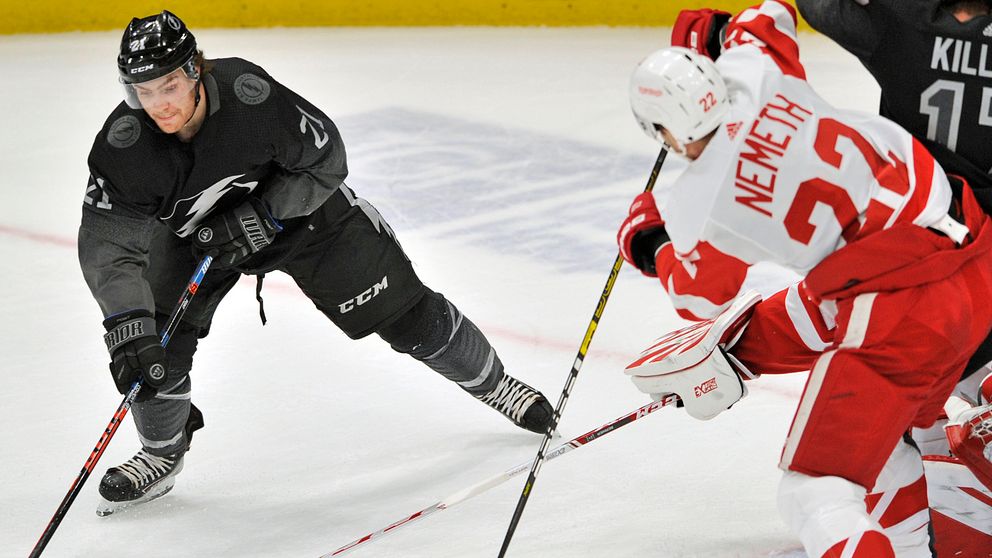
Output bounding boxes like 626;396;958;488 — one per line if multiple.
0;24;879;558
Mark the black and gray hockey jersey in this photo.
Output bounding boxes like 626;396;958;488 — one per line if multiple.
80;57;351;319
796;0;992;197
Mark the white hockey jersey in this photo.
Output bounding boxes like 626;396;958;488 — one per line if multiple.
654;0;953;321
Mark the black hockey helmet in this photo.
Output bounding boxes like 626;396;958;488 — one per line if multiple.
117;10;197;85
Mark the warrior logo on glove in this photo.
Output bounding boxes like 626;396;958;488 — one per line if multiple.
102;310;169;401
147;363;166;382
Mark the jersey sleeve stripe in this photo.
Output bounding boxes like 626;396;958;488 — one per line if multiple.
665;279;733;321
726;0;806;80
899;139;940;226
784;283;832;351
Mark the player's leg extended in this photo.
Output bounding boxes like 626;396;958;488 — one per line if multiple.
376;288;552;433
284;201;552;433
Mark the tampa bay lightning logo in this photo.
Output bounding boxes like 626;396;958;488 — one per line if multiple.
162;174;259;237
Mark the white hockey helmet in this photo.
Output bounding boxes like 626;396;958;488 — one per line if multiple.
629;47;729;146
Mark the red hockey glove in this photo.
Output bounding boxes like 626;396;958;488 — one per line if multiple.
945;405;992;491
944;372;992;491
617;192;670;277
671;8;732;60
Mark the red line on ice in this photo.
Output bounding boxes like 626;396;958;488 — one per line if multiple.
0;223;805;401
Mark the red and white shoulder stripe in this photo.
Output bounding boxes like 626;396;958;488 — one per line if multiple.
655;241;750;321
724;0;805;80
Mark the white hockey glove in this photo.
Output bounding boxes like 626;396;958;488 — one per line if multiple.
625;291;761;420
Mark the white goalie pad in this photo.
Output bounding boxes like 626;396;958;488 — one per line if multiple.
626;291;761;375
628;349;746;420
624;291;761;421
923;455;992;557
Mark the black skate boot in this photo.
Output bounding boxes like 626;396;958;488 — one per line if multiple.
96;449;184;516
95;404;202;516
476;374;554;434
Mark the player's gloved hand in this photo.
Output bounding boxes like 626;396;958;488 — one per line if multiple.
944;372;992;491
624;292;761;420
671;8;732;60
618;192;670;277
192;197;282;269
103;310;167;401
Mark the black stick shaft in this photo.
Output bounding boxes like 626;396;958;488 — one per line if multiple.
496;148;668;557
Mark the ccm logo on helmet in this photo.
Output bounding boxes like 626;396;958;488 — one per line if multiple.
130;64;155;74
638;86;664;97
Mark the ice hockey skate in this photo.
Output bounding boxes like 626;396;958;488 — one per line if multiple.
96;449;184;517
476;374;553;434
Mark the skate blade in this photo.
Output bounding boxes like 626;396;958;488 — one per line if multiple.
96;478;176;517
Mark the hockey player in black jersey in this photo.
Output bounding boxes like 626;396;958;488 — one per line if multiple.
80;11;553;516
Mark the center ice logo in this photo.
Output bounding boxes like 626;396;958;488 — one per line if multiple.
336;107;656;273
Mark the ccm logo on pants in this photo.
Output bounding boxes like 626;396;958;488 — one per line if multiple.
339;276;388;314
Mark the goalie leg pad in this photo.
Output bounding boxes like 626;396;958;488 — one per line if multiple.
865;438;932;557
923;455;992;557
778;471;895;558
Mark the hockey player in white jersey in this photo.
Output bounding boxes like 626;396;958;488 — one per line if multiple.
618;1;992;556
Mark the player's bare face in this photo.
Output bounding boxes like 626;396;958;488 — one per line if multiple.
133;70;198;134
950;0;990;22
659;127;711;161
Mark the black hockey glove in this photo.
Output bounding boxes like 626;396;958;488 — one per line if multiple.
103;310;167;401
192;197;282;269
630;229;672;275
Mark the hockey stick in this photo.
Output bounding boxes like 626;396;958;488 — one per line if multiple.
497;146;669;557
29;255;213;558
325;395;679;557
